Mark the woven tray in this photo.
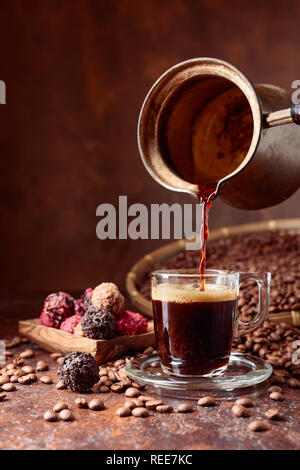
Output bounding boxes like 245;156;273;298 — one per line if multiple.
126;218;300;326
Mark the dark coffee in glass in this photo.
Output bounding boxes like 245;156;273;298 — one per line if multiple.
151;270;270;377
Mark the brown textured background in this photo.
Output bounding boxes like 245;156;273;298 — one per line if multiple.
0;0;299;299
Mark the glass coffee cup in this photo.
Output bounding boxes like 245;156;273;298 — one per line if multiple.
151;269;271;377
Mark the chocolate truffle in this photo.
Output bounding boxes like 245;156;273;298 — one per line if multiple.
91;282;124;315
60;314;82;334
75;288;93;316
40;292;75;329
59;352;99;392
116;310;148;336
81;305;117;339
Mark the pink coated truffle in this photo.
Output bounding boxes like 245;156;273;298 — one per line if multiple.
116;310;148;336
40;292;75;329
91;282;124;315
60;314;82;334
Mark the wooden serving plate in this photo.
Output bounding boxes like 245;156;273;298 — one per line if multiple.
19;318;155;364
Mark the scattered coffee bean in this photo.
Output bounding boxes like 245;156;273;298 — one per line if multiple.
99;375;109;383
10;375;18;383
131;398;144;407
138;395;154;404
110;382;125;393
0;393;6;401
50;353;62;360
99;368;108;377
88;399;105;411
131;381;145;390
114;359;125;368
273;369;289;377
248;420;269;432
197;396;216;407
56;380;67;390
6;363;15;370
58;409;74;421
2;383;16;392
176;403;194;413
231;405;251;418
40;376;53;384
43;411;58;422
132;407;149;417
145;400;163;410
286;378;300;389
27;373;37;382
98;385;110;393
13;357;25;366
36;361;49;371
143;347;154;355
265;408;282;421
234;398;254;408
22;365;35;374
156;405;173;413
125;387;140;398
269;392;284;401
53;402;69;413
124;400;137;410
101;380;113;387
75;397;88;408
120;378;132;388
0;376;10;386
116;407;131;417
18;375;32;385
20;349;34;359
108;371;117;382
270;376;286;385
268;385;282;394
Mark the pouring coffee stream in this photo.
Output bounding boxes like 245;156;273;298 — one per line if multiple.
138;58;300;288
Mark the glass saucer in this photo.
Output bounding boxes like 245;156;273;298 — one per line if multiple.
125;353;272;395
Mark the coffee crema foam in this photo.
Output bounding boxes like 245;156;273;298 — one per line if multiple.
152;283;237;303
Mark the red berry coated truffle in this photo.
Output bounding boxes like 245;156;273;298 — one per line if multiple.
81;305;117;339
40;292;75;329
59;352;99;392
116;310;148;336
74;288;93;316
60;314;82;334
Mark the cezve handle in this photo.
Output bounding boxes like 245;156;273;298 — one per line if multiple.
264;104;300;128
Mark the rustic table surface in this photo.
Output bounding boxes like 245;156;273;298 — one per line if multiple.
1;299;300;451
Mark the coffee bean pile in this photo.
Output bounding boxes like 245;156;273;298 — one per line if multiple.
139;231;300;321
233;320;300;383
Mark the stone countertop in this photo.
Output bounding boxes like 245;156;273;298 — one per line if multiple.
0;298;300;450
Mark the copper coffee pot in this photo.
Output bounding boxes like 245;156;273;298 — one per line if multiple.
138;58;300;209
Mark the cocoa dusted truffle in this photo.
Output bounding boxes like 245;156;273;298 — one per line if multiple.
91;282;124;315
59;352;99;392
81;305;117;339
40;292;75;329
